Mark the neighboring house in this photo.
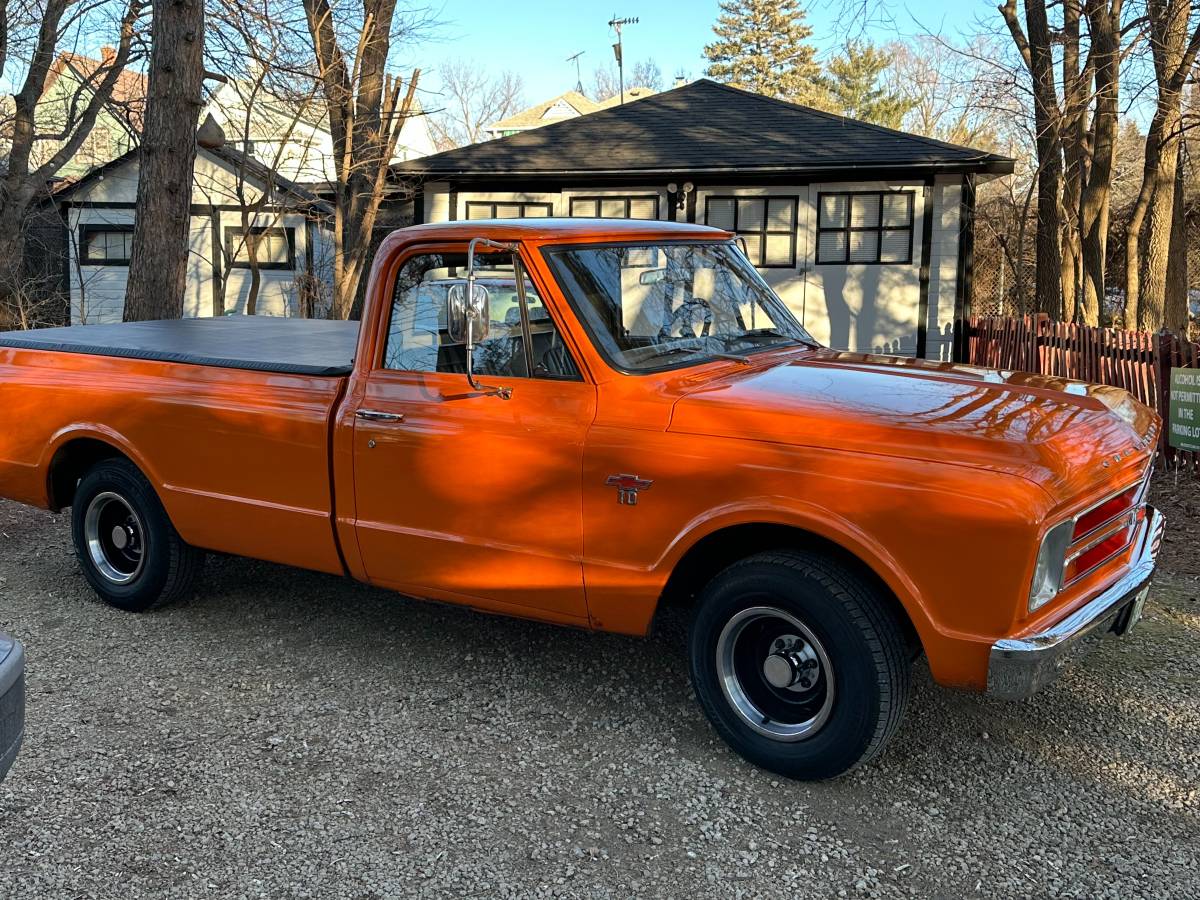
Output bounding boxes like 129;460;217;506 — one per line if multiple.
482;87;655;140
50;144;333;324
395;79;1013;360
30;49;147;178
204;77;436;186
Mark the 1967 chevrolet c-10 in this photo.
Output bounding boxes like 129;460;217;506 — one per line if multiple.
0;219;1165;779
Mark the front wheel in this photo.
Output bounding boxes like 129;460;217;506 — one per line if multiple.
71;458;204;612
689;550;911;780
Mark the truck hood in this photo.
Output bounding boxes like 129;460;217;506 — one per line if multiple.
669;349;1158;498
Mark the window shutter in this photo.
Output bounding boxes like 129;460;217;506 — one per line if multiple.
819;194;847;228
880;229;910;263
737;198;765;231
818;231;847;263
850;194;881;228
848;230;879;262
600;198;626;218
767;198;795;229
628;197;657;220
570;198;599;217
706;198;735;231
882;193;910;227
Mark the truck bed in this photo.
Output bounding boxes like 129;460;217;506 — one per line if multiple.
0;317;360;376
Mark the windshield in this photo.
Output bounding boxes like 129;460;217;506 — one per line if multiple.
543;242;817;372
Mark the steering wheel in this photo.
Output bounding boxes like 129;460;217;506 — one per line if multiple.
660;297;714;340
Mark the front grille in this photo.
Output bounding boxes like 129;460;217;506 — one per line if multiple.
1063;463;1153;586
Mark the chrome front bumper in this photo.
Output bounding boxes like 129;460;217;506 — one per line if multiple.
987;506;1165;700
0;632;24;781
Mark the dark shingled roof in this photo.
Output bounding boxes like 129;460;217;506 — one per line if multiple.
394;79;1014;180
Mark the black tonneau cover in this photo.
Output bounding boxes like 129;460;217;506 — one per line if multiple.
0;317;360;377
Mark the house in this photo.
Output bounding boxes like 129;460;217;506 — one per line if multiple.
203;77;436;186
482;87;656;140
50;143;333;324
30;49;148;178
395;79;1013;360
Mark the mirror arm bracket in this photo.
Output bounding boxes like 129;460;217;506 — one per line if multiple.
465;237;520;400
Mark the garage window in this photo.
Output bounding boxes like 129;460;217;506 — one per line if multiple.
80;225;134;265
817;191;914;265
704;196;797;268
225;227;295;270
464;201;553;219
568;196;659;220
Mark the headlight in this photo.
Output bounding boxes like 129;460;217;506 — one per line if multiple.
1029;520;1073;611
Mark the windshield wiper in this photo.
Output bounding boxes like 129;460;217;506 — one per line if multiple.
736;328;797;342
642;345;750;365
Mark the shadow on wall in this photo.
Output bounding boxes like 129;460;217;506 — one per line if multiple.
813;264;919;356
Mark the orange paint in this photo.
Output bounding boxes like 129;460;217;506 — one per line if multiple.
0;219;1159;691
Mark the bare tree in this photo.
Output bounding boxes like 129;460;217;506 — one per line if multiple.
123;0;207;321
1077;0;1123;326
1125;0;1200;332
997;0;1126;326
428;60;523;149
205;0;326;315
592;58;663;100
889;37;1013;148
1000;0;1065;320
0;0;143;310
301;0;425;320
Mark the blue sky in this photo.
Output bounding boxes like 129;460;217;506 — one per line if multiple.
414;0;992;104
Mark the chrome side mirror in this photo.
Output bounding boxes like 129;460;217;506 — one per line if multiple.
462;237;517;399
446;281;490;345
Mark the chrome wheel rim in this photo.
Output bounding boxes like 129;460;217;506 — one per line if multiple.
83;492;145;585
716;606;835;742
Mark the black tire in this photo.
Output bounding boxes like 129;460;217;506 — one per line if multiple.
689;550;911;780
70;458;204;612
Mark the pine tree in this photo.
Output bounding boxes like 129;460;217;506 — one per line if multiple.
703;0;826;106
825;41;914;129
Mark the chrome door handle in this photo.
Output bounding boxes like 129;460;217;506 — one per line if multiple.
356;409;405;423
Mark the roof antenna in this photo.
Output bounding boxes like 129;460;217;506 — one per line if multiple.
608;15;639;104
567;51;585;94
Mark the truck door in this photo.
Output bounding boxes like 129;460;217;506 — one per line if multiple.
349;246;595;624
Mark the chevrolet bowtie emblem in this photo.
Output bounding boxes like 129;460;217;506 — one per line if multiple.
606;474;653;505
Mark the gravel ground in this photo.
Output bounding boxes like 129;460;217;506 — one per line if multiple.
1;484;1197;900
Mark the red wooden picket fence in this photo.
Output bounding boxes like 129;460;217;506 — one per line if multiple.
966;315;1199;470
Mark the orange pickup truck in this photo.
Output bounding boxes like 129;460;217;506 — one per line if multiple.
0;219;1165;779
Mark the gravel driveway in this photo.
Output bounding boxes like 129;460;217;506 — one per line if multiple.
1;490;1197;899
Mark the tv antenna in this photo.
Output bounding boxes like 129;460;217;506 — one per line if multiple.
567;50;586;93
608;15;639;104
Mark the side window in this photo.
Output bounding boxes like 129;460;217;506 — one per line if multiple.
382;251;580;381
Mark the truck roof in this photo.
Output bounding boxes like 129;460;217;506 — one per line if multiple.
399;217;731;242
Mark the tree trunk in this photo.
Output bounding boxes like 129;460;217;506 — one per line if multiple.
123;0;205;322
303;0;417;321
1059;0;1086;323
1079;0;1121;327
1137;108;1182;331
1164;141;1189;331
1007;0;1064;319
1129;0;1200;331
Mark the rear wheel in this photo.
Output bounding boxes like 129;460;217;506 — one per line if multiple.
71;458;204;612
689;550;911;780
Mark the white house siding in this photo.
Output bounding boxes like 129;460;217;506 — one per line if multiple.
925;176;963;362
422;179;966;359
64;151;327;324
204;81;436;185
